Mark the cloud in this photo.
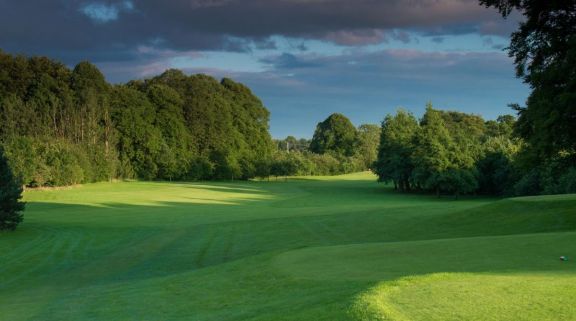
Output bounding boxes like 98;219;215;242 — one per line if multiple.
0;0;521;64
324;30;388;46
80;1;134;23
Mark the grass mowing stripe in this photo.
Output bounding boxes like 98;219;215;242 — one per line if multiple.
0;172;574;320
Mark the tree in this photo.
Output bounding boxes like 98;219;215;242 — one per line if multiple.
110;86;162;180
356;124;380;170
412;105;454;195
145;84;192;180
476;125;521;195
485;115;516;138
436;168;478;199
310;113;358;156
254;159;271;180
275;136;310;152
374;110;419;191
270;155;289;180
0;147;25;231
282;136;298;152
481;0;576;158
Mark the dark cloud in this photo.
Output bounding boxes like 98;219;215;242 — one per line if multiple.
0;0;527;138
0;0;520;63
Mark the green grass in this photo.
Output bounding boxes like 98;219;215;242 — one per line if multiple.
0;172;575;320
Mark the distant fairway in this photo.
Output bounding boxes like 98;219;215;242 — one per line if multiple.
1;172;575;320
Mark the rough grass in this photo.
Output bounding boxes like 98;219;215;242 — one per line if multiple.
0;172;574;320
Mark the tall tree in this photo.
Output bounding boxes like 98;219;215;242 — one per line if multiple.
310;113;358;156
71;61;116;181
481;0;576;158
110;86;162;180
412;105;454;195
145;84;193;180
0;147;25;231
356;124;380;170
374;110;419;191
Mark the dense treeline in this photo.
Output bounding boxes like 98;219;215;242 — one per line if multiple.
2;47;573;199
0;50;273;186
374;104;576;197
265;114;380;178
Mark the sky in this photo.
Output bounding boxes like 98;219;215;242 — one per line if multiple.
0;0;530;138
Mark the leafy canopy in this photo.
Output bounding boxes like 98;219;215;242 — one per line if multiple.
481;0;576;158
310;113;358;157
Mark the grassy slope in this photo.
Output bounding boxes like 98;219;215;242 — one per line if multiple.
0;172;574;320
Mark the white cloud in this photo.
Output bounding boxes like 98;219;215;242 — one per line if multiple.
80;1;134;23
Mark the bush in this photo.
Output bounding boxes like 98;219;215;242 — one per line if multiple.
187;157;214;181
514;169;542;196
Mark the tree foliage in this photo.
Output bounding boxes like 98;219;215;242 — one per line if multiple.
374;110;419;192
310;113;358;157
481;0;576;158
375;104;521;197
0;147;25;230
0;52;273;185
269;120;377;179
356;124;380;170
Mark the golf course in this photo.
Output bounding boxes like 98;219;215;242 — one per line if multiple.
1;172;575;320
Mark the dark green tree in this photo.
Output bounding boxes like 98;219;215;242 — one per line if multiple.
110;86;162;180
0;147;25;231
145;84;192;180
412;105;454;195
481;0;576;158
310;113;358;156
374;110;419;191
71;61;116;182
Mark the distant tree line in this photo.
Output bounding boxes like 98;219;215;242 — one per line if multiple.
265;113;380;179
0;50;273;186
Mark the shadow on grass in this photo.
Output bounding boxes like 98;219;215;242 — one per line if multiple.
0;190;573;291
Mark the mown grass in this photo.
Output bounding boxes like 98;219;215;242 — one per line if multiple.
0;172;574;320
